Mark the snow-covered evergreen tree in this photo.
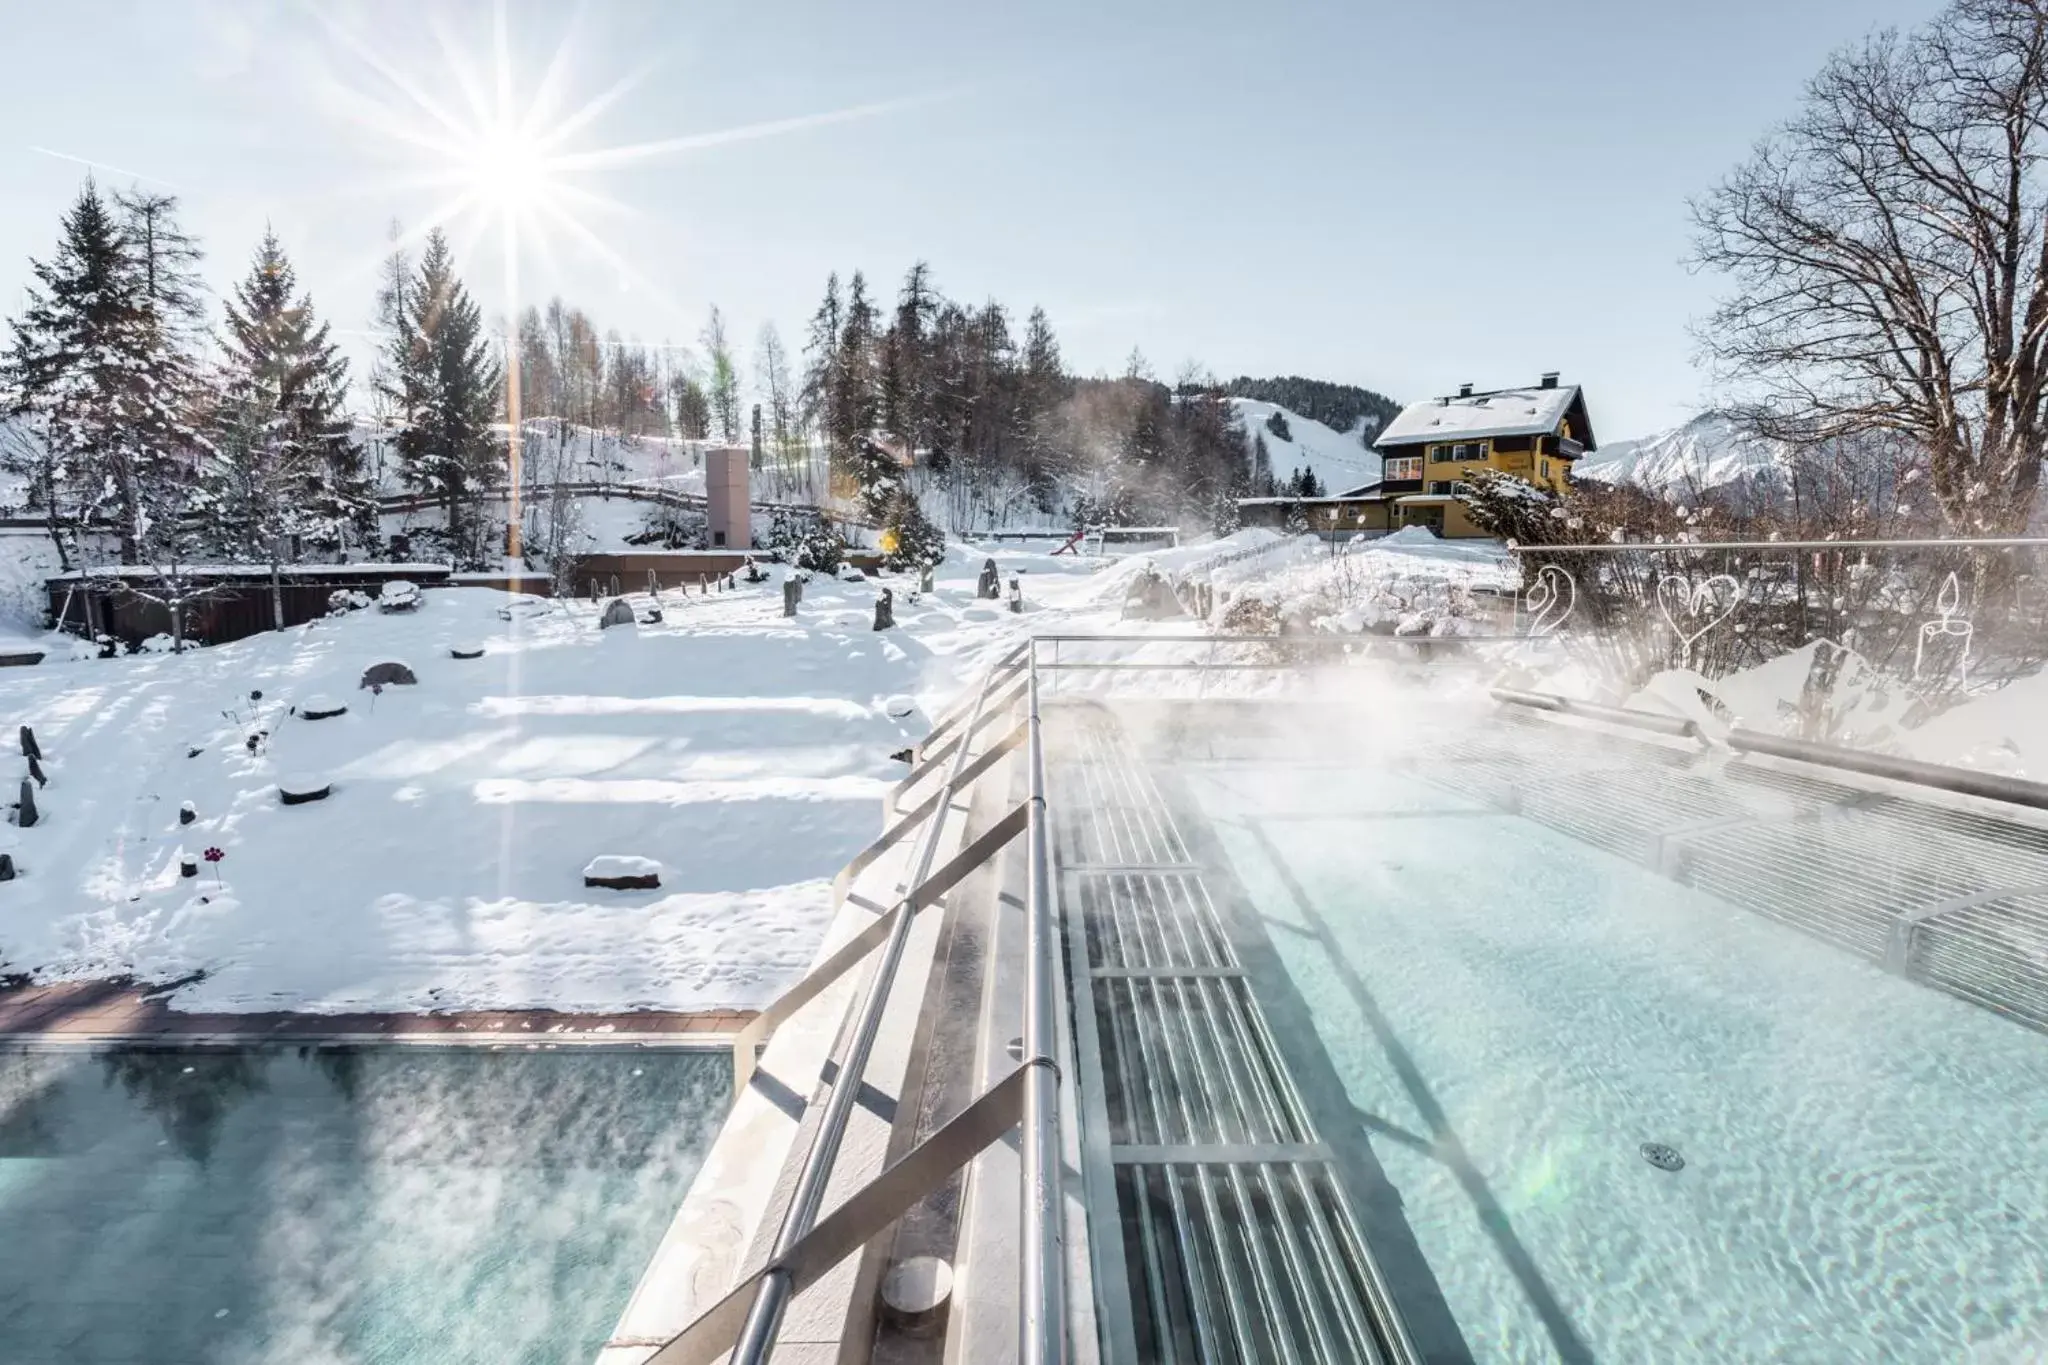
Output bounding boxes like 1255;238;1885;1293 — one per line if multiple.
1265;407;1292;441
382;230;503;566
1;182;209;567
215;229;369;557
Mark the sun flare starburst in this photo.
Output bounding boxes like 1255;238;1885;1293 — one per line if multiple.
313;0;943;557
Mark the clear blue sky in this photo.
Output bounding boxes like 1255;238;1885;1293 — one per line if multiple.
0;0;1940;439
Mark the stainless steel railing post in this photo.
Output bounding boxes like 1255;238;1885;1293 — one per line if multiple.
1020;644;1067;1363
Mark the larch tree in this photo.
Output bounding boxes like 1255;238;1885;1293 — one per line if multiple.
754;321;803;497
701;305;741;442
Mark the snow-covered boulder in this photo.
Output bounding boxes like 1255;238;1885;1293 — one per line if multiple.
498;596;548;622
280;774;332;806
359;661;417;688
583;854;661;890
378;580;422;612
599;598;636;630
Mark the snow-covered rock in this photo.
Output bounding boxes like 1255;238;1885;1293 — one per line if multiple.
378;580;422;612
279;774;332;805
583;855;662;890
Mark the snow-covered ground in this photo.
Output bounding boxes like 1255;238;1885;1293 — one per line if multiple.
0;543;1118;1014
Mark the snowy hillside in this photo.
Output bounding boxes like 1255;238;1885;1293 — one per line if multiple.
1229;399;1382;493
1574;413;1783;494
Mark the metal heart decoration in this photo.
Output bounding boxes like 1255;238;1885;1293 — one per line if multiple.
1655;573;1742;649
1525;563;1577;636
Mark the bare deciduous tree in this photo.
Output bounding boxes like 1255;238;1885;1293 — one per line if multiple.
1692;0;2048;532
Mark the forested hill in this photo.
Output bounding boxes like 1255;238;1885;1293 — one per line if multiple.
1219;376;1401;440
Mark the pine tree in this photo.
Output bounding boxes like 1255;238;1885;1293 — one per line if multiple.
835;271;881;478
386;230;503;566
215;228;368;560
671;374;711;440
799;273;842;472
1017;305;1068;508
0;184;132;566
1;182;209;567
1265;407;1292;442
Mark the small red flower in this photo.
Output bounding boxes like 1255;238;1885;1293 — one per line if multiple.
203;847;224;863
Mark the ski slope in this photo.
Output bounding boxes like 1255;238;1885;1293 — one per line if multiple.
1230;398;1382;493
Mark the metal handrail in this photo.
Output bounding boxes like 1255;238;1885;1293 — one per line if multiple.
728;659;1007;1362
1503;535;2048;553
1019;650;1065;1361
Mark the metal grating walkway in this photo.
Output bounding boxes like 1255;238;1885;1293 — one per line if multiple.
1052;709;1415;1365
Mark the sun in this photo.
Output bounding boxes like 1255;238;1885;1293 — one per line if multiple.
464;125;552;214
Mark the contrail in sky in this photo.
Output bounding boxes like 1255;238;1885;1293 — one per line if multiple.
29;146;182;190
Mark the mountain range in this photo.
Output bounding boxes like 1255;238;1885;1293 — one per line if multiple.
1558;412;1784;494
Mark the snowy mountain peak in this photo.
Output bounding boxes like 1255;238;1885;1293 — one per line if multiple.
1573;412;1784;495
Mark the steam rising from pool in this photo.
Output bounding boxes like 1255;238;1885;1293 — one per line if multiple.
0;1047;728;1364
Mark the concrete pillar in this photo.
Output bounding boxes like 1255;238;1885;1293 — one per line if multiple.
705;445;751;550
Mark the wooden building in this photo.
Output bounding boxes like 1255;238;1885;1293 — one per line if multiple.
1240;373;1599;540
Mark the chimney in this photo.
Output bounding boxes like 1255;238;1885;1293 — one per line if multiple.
1457;382;1474;398
1539;371;1559;389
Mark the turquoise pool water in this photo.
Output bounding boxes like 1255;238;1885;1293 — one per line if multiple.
1191;763;2048;1363
0;1045;727;1365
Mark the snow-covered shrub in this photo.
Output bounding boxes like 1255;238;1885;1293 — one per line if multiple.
1219;595;1281;634
766;509;845;574
880;491;945;573
327;588;371;616
140;633;180;654
799;526;847;575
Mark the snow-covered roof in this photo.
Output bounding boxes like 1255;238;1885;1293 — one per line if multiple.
1376;384;1591;450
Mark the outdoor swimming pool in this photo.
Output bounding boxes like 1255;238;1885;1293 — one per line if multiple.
1182;756;2048;1363
0;1044;728;1365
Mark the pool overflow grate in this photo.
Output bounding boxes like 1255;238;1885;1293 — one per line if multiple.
1052;709;1415;1365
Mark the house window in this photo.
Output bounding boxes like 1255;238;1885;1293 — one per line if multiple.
1462;441;1487;460
1385;456;1422;480
1541;460;1551;480
1430;445;1453;464
1429;480;1454;494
